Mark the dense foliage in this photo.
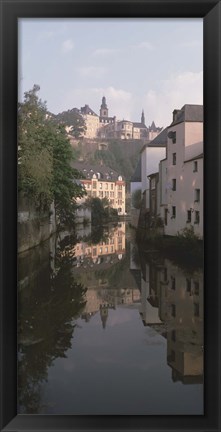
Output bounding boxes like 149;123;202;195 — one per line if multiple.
86;197;118;226
18;85;85;225
53;108;86;139
132;188;142;209
94;140;142;182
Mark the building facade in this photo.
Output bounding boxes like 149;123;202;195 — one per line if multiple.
141;104;204;238
74;163;126;215
140;127;167;209
159;105;203;238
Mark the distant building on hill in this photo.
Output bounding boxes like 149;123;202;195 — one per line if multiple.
70;96;162;140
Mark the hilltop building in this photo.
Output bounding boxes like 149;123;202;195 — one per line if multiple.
73;97;162;140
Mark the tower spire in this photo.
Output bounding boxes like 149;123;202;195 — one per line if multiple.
141;109;145;125
100;96;108;118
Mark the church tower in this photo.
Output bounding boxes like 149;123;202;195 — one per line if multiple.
100;304;108;329
141;109;145;125
100;96;108;118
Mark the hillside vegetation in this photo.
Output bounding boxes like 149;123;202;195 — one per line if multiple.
72;138;144;182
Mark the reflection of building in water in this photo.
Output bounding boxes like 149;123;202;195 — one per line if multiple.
129;242;142;291
75;223;126;267
81;287;140;329
139;256;203;383
162;259;203;383
139;260;164;328
78;224;141;328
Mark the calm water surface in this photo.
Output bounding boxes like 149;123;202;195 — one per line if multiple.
18;222;203;415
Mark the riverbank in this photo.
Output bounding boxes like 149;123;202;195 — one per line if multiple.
135;226;203;268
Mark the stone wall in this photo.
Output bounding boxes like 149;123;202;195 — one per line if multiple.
18;194;56;254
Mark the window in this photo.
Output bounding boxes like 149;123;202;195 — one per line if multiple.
105;183;108;190
194;189;200;202
171;276;176;290
111;184;114;190
167;350;176;363
172;153;176;165
171;330;176;342
163;267;168;282
99;183;103;189
193;161;198;172
171;304;176;317
172;178;176;191
186;278;191;292
195;211;200;224
172;206;176;218
194;303;200;317
194;281;199;295
92;181;97;189
187;210;192;223
164;208;168;226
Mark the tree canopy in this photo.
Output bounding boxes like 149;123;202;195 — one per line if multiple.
53;108;86;139
18;85;85;225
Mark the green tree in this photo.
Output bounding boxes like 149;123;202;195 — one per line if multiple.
18;85;85;224
132;188;142;209
54;108;86;139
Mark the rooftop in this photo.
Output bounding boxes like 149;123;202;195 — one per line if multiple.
141;127;168;151
80;105;98;117
72;161;123;181
184;141;204;162
170;104;203;126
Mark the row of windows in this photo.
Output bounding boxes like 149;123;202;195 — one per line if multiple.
99;191;115;198
170;276;200;294
187;209;200;224
172;154;199;173
170;179;200;204
91;182;123;190
169;206;200;224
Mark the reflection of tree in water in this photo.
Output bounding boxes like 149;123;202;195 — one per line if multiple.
87;224;117;245
18;233;87;413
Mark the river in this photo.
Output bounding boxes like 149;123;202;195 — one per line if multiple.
18;222;203;415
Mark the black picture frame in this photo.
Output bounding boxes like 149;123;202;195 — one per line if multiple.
0;0;220;431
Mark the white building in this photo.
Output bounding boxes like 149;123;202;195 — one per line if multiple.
159;105;203;238
140;128;167;209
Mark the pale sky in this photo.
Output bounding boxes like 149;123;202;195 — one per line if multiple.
18;18;203;128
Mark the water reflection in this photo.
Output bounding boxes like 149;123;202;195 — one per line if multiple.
136;249;203;385
18;222;203;414
18;233;87;413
